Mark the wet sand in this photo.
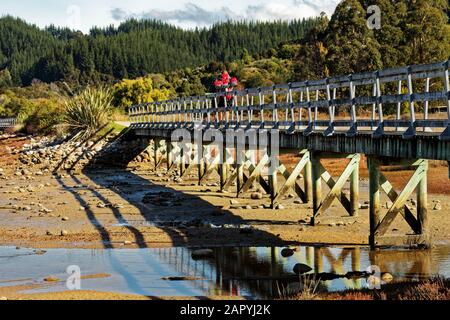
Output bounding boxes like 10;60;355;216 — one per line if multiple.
0;165;449;250
1;136;449;300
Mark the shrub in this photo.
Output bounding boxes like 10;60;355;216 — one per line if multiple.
64;86;113;139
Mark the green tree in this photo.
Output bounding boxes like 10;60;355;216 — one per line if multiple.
325;0;382;75
0;69;13;89
112;77;172;108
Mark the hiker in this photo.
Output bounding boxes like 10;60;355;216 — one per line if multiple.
213;70;238;123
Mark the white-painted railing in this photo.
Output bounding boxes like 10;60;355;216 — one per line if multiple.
129;60;450;140
0;118;17;129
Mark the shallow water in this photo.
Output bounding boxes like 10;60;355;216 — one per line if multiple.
0;245;449;298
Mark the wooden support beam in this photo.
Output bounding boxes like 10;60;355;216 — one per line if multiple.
375;160;427;237
350;162;359;217
219;147;231;190
304;160;312;203
198;145;206;185
311;152;323;225
311;152;360;225
379;173;421;233
239;154;270;195
269;165;278;207
222;149;271;194
319;166;352;213
315;154;360;218
368;157;381;248
272;151;310;205
167;142;174;171
180;143;196;179
417;168;429;239
369;157;430;248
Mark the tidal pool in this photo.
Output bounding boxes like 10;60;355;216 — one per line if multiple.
0;245;449;298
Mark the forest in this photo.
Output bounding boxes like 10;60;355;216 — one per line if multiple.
0;16;320;86
0;0;449;133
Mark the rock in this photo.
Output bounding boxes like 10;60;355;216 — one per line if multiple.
410;199;417;206
433;203;442;211
191;249;214;259
230;200;239;205
60;230;68;236
293;200;303;204
62;216;69;221
275;204;285;210
293;263;313;275
123;241;132;245
250;192;263;200
381;272;394;283
245;205;253;210
46;230;54;236
359;203;369;210
328;223;336;227
281;248;295;258
43;276;59;282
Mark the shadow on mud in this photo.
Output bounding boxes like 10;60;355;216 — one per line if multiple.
49;129;450;298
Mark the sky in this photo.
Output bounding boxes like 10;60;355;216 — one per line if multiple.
0;0;340;33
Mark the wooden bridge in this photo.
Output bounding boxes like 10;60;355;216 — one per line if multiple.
128;60;450;249
0;118;16;130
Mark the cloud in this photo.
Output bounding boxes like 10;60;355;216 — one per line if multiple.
110;1;339;27
111;8;129;21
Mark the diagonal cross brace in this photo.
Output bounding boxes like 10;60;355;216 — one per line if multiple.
315;154;360;217
379;173;421;234
375;160;427;237
272;151;310;204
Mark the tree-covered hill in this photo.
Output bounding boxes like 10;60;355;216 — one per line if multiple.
0;16;321;86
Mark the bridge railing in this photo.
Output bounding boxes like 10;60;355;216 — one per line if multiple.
129;60;450;140
0;118;17;129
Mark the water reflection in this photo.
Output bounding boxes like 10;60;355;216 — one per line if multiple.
0;245;449;299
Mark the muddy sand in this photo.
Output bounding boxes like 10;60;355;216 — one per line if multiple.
0;165;449;250
1;135;449;299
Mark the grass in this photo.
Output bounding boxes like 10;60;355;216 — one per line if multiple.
276;274;321;300
279;277;450;300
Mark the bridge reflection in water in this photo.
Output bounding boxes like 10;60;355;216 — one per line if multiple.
151;245;450;298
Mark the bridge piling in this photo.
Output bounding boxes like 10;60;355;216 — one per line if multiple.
368;157;431;249
310;152;360;226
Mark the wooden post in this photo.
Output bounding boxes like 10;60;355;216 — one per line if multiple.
311;152;322;225
198;145;205;185
368;157;381;249
167;141;173;171
350;161;359;217
304;159;313;203
179;142;185;177
154;139;160;171
235;139;245;196
219;144;227;190
417;160;429;247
